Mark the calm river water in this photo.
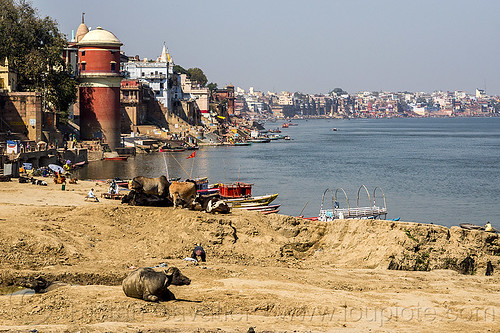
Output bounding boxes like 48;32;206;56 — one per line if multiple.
77;117;500;228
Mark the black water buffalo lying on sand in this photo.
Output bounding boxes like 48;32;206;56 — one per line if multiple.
129;175;170;197
122;267;191;302
121;190;173;207
169;180;197;208
195;193;230;214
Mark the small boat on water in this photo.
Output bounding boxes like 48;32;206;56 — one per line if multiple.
216;182;279;208
160;146;185;152
281;123;289;128
224;193;279;208
235;203;281;211
234;141;252;146
284;135;291;140
268;134;283;140
459;223;497;232
317;186;387;221
104;156;128;161
248;138;271;143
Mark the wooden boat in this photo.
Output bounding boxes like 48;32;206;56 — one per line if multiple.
224;193;279;208
235;204;281;211
459;223;497;232
160;147;185;152
234;141;252;146
104;156;128;161
261;209;280;215
284;136;291;140
269;134;284;140
248;138;271;143
281;123;289;128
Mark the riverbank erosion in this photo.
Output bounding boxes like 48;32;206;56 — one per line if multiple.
0;181;498;332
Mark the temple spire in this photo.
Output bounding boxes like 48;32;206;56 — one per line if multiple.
159;42;168;62
82;12;85;24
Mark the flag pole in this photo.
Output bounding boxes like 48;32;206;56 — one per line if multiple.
190;156;195;179
162;152;169;180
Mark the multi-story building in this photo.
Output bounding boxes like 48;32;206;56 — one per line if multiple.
122;45;173;109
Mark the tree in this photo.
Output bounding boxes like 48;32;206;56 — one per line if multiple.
187;67;208;87
331;88;347;96
0;0;77;115
206;82;218;93
173;64;188;75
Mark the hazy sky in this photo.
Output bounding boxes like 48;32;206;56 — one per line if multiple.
31;0;500;95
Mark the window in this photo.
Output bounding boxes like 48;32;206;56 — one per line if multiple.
81;63;86;70
141;72;145;76
81;51;85;56
111;63;116;71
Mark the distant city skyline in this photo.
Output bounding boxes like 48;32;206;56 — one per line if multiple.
32;0;500;95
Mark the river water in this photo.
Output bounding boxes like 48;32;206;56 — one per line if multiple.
76;117;500;228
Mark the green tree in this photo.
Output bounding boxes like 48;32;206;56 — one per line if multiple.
0;0;77;115
173;64;188;75
187;67;208;87
331;88;347;96
206;82;218;93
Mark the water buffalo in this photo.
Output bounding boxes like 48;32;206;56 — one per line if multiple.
122;267;191;302
121;190;173;207
169;181;196;209
129;175;170;197
195;193;230;214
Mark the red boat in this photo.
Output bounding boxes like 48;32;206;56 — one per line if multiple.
281;123;289;128
104;156;128;161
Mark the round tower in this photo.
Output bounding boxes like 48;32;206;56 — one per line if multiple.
78;26;122;150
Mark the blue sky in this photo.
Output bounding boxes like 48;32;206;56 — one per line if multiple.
32;0;500;95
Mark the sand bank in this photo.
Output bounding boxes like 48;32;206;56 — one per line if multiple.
0;180;498;332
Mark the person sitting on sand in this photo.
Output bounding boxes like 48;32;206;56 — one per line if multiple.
191;244;206;262
485;221;493;232
85;188;99;202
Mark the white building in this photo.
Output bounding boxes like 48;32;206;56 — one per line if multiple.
122;44;174;109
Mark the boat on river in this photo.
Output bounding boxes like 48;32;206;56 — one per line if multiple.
317;185;387;221
104;156;128;161
224;193;279;208
248;138;271;143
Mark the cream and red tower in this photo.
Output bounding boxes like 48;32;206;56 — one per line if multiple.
78;27;122;150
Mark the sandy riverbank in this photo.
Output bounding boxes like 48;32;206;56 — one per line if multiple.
0;180;498;332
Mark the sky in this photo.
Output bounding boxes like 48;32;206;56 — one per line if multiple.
31;0;500;95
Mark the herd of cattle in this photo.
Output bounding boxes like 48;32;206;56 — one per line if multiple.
122;175;230;214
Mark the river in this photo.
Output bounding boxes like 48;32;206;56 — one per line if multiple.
76;117;500;228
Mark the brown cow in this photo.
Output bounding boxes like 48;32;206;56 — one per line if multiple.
169;181;196;208
122;267;191;302
129;176;170;197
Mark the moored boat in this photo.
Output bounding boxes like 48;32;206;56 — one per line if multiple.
248;138;271;143
104;156;128;161
234;141;252;146
223;193;279;208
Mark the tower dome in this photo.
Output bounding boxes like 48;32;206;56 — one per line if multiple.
78;27;122;47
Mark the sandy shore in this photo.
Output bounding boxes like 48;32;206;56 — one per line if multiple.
0;179;498;332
